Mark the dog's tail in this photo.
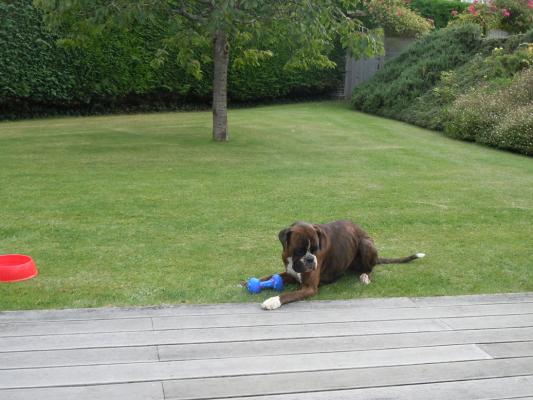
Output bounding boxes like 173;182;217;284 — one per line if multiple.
377;253;425;265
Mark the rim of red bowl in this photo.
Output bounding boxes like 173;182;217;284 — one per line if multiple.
0;254;38;283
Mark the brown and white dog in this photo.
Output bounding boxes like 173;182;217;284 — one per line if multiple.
257;220;425;310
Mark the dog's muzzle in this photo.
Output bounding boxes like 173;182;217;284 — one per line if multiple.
301;254;317;271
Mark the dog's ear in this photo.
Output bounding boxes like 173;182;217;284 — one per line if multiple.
278;228;291;250
313;225;325;252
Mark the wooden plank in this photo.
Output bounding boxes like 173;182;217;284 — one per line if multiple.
164;357;533;400
0;297;417;323
500;398;533;400
0;318;449;352
2;302;530;338
216;375;533;400
0;344;490;390
2;293;531;324
3;326;530;370
0;304;256;323
3;326;531;369
0;318;153;337
442;314;533;330
0;382;164;400
479;341;533;358
158;326;533;362
411;293;533;307
0;346;158;370
152;303;533;330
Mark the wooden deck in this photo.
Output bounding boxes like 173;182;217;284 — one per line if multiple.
1;293;533;400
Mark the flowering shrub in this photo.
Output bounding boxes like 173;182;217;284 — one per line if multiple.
449;0;532;34
495;0;533;33
444;88;506;141
402;38;533;130
480;104;533;154
449;0;506;34
445;67;533;155
362;0;433;37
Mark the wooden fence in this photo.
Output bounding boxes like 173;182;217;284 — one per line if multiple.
343;36;416;100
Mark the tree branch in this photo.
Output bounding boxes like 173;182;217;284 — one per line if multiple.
172;7;204;22
172;1;212;23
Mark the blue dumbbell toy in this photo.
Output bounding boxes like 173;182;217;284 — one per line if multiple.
247;274;284;294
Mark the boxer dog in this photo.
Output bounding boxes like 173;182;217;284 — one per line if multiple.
256;220;425;310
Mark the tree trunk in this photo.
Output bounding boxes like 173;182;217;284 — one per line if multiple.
212;30;229;141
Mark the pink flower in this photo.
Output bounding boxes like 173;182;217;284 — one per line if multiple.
473;0;478;3
502;8;511;17
451;9;458;17
528;0;533;9
468;4;479;16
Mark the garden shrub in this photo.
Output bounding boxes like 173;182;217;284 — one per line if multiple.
408;0;468;29
481;104;533;155
444;87;507;141
403;34;533;129
448;0;533;35
351;19;532;155
362;0;433;37
352;24;483;116
445;67;533;155
494;0;533;34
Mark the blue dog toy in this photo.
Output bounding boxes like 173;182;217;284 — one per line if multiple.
247;274;284;294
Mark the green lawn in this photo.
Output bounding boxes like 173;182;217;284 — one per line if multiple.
1;101;532;311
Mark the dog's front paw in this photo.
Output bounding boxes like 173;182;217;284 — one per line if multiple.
261;296;281;310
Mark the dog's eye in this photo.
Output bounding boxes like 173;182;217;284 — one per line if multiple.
310;246;318;253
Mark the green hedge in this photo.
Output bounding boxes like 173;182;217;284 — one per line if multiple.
0;1;75;104
352;24;483;118
408;0;468;29
0;0;342;119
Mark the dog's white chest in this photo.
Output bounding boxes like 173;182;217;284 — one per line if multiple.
286;257;302;283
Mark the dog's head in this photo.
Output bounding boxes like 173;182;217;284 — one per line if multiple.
278;222;324;273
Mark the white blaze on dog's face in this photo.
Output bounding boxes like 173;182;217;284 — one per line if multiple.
286;257;302;283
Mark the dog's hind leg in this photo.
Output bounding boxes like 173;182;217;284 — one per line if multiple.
350;238;378;285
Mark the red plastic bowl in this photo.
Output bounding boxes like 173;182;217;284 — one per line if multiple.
0;254;38;282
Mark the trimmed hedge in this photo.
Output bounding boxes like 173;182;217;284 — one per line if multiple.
0;0;342;119
0;1;75;104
